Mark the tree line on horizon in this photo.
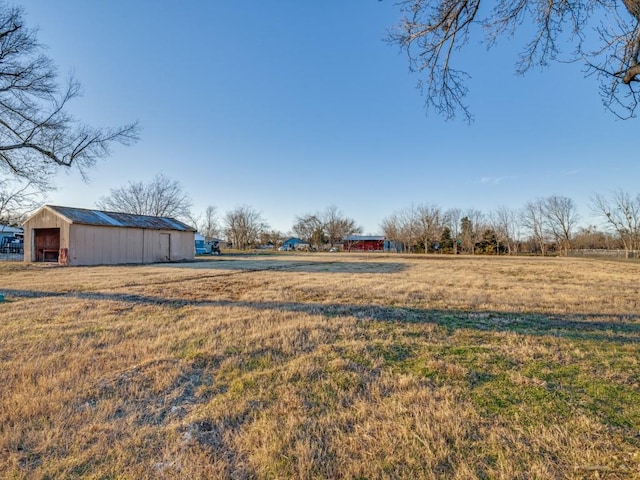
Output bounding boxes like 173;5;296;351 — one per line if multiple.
88;174;640;258
2;171;640;258
379;194;639;257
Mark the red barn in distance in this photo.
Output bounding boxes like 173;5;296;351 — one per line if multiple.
343;235;385;252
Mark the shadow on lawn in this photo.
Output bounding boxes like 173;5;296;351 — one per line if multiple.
162;258;407;274
3;288;640;344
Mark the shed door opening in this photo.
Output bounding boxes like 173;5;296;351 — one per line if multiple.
34;228;60;262
160;233;171;261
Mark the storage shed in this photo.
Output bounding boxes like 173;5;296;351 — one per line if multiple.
23;205;196;266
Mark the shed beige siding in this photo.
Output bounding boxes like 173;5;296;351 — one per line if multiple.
68;225;143;265
67;226;194;266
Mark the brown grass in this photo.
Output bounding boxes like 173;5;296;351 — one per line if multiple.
0;254;639;479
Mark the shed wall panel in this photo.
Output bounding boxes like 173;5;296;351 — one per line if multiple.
67;226;193;265
69;225;147;266
169;231;195;260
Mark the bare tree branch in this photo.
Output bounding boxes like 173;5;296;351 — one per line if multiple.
543;195;580;256
224;205;268;250
0;177;42;224
0;3;139;188
96;173;193;223
590;190;640;255
389;0;640;119
293;206;362;250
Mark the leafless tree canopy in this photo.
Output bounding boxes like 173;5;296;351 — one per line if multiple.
521;199;549;255
0;4;139;189
200;205;220;240
390;0;640;119
293;213;325;248
517;196;579;255
0;177;41;224
591;189;640;254
293;206;362;249
224;205;268;250
445;207;462;254
381;199;582;255
416;203;445;253
380;203;448;253
96;174;193;222
543;195;580;255
462;209;486;254
490;206;521;255
323;205;363;245
259;229;285;248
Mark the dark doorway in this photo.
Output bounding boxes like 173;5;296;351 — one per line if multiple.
34;228;60;262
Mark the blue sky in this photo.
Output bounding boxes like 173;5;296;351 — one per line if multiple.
18;1;639;234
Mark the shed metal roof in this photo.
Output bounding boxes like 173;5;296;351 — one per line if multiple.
283;237;305;244
343;235;385;241
44;205;196;231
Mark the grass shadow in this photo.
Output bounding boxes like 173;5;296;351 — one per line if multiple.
161;258;407;274
3;288;639;344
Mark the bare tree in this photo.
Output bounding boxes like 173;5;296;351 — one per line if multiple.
445;207;462;254
383;205;445;253
323;205;362;246
572;225;619;250
521;200;548;255
259;229;285;248
0;4;138;189
416;203;444;253
389;0;640;119
490;206;521;255
460;216;474;254
96;173;193;222
224;205;268;250
397;204;421;253
462;209;486;254
293;206;362;250
292;213;325;249
200;205;220;240
0;178;42;225
406;204;424;253
591;190;640;256
543;195;580;256
382;204;446;253
380;212;403;252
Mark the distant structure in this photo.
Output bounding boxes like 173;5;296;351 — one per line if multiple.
343;235;385;252
22;205;195;266
0;225;22;243
195;234;222;255
383;240;403;253
0;225;23;257
281;237;307;250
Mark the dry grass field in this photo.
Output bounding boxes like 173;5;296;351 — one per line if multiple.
0;253;639;479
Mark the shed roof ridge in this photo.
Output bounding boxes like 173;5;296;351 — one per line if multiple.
39;205;196;232
46;204;182;222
